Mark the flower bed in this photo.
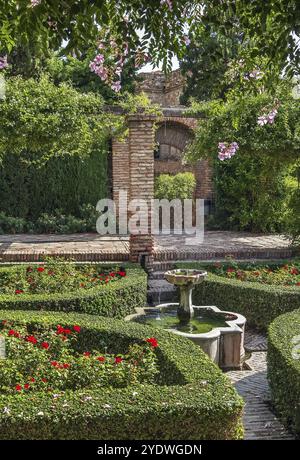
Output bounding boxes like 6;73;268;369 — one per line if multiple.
268;309;300;436
0;310;244;440
175;261;300;330
0;261;147;318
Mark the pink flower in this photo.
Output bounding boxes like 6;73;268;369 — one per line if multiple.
0;56;8;70
111;80;122;93
30;0;41;7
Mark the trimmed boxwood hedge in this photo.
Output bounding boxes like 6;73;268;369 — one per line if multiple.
0;264;147;319
175;263;300;330
0;310;244;440
268;309;300;436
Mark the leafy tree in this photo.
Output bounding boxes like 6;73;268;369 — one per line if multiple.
180;27;241;103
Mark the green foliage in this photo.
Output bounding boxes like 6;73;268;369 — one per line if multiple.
175;262;300;330
209;154;288;232
180;26;240;104
0;263;147;319
268;309;300;435
0;310;244;440
0;75;114;166
46;51;138;102
284;188;300;246
154;173;196;200
187;84;300;232
0;320;158;394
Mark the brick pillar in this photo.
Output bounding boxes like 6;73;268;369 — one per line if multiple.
112;137;130;232
128;115;155;264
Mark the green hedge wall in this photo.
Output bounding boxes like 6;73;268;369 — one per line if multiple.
175;263;300;330
0;149;108;221
268;309;300;435
0;264;146;319
0;310;244;440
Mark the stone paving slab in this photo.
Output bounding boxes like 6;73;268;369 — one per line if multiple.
0;231;296;262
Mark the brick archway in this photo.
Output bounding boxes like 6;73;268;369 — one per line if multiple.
111;111;212;265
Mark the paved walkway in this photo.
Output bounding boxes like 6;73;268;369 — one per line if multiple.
0;232;295;262
227;331;295;440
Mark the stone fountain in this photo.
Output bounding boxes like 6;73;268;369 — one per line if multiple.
126;269;246;370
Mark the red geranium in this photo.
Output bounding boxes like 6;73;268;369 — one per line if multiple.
63;363;70;369
83;352;91;357
146;337;158;348
41;378;48;383
26;335;37;344
73;325;81;333
118;271;126;277
290;268;299;275
41;342;50;349
15;384;22;391
97;356;105;362
29;377;35;382
24;383;30;390
115;356;123;364
15;289;23;295
8;329;15;336
51;361;58;367
64;328;71;335
37;266;45;272
226;267;235;273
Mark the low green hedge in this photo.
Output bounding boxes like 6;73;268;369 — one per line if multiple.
175;263;300;330
0;264;147;319
0;310;244;440
268;309;300;436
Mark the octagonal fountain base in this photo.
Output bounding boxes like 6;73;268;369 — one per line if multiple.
126;304;246;370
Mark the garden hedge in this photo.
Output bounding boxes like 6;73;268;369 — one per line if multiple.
176;263;300;330
268;309;300;436
0;310;244;440
0;264;146;319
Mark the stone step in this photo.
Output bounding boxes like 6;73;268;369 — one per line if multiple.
147;279;177;305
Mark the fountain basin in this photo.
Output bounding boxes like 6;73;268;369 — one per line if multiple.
164;269;207;286
126;304;246;370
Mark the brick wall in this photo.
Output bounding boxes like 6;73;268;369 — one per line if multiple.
136;69;186;107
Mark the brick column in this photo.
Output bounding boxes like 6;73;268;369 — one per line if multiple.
112;137;130;232
128;115;155;264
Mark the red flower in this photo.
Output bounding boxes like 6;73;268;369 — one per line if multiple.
51;361;58;367
41;342;49;349
24;383;30;390
146;337;158;348
56;325;64;334
80;283;85;288
73;325;81;333
15;384;22;391
97;356;105;362
41;378;48;383
64;328;71;335
109;272;116;277
105;277;110;283
290;268;299;275
226;267;235;273
115;356;123;364
63;363;70;369
118;271;126;277
29;377;35;383
83;352;91;357
37;267;45;272
296;282;300;286
14;331;20;338
8;329;15;336
15;289;23;295
26;335;37;344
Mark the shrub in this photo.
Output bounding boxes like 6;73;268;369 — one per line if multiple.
154;172;196;200
175;262;300;330
0;263;147;319
0;76;109;221
268;309;300;435
0;310;244;440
